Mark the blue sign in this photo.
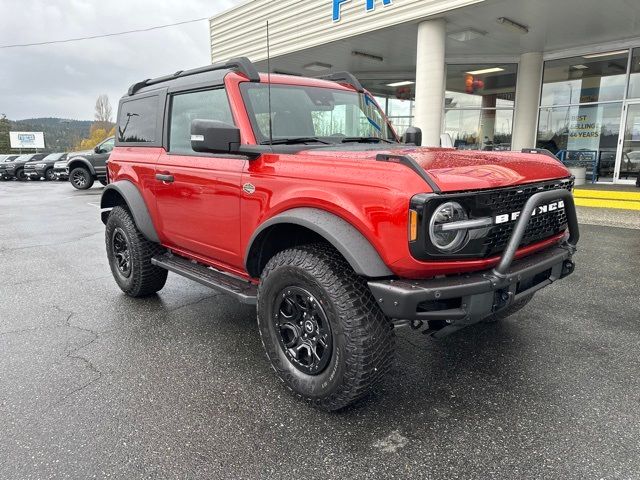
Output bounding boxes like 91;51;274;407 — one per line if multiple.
333;0;393;22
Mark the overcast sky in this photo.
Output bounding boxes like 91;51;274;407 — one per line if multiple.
0;0;241;121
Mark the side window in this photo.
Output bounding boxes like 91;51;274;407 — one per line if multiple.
117;96;158;143
169;89;234;154
100;138;115;153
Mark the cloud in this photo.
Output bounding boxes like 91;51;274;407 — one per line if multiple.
0;0;240;120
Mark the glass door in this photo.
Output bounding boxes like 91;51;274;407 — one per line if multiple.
616;101;640;184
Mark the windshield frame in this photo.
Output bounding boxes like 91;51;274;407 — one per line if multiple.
239;82;399;145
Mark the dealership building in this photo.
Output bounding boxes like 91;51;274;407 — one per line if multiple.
210;0;640;185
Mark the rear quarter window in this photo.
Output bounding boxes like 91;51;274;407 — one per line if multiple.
117;95;159;143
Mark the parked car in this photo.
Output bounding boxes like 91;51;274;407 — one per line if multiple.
101;58;579;411
53;158;70;180
67;137;114;190
0;155;19;180
2;153;47;181
24;153;68;181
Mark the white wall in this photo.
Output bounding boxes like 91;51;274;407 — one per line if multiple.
210;0;484;63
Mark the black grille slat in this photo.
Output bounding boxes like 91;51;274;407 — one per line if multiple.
475;179;573;256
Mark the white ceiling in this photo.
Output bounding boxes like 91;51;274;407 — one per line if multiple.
257;0;640;81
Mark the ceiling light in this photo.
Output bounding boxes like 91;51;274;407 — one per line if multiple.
496;17;529;34
387;81;415;87
466;67;505;75
448;29;485;42
583;50;628;59
352;51;384;62
304;62;332;72
571;64;589;70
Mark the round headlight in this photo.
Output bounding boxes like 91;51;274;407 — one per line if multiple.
429;201;469;252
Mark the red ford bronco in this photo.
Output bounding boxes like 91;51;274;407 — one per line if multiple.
101;58;579;410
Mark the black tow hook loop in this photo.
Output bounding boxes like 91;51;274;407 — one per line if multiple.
410;319;424;331
561;260;575;277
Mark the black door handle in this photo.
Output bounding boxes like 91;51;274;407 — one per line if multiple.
156;173;174;183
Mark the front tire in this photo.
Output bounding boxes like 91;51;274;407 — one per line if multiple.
70;167;94;190
105;206;168;297
257;244;395;411
44;168;56;181
15;169;26;181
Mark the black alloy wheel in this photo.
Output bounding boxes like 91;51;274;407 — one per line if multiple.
70;167;93;190
273;286;333;375
15;169;26;181
71;169;87;188
45;168;56;181
111;228;132;278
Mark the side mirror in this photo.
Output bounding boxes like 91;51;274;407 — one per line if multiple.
402;127;422;146
94;146;102;154
191;119;240;154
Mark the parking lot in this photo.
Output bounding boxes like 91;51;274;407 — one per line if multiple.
1;181;639;479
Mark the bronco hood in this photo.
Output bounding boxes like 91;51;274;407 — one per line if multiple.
307;146;571;192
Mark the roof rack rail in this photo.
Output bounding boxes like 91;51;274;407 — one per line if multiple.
127;57;261;96
317;72;365;92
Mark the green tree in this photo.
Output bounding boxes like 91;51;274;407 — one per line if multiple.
0;114;11;153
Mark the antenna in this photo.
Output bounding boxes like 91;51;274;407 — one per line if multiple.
267;20;273;147
266;21;273;146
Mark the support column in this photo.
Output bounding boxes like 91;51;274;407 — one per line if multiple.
512;52;543;150
414;19;446;147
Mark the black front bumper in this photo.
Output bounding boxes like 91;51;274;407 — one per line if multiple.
368;189;580;336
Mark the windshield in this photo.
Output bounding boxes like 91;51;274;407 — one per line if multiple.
241;83;398;144
14;155;32;162
42;153;64;161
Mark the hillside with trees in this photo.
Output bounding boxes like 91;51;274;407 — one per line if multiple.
0;95;115;154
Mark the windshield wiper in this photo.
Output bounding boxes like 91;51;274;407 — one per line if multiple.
340;137;395;144
260;137;332;145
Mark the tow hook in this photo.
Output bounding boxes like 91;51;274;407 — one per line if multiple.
561;260;575;278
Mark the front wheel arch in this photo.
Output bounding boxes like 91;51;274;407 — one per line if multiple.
245;208;393;279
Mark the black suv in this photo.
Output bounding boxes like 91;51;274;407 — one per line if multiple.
67;137;114;190
2;153;47;181
0;155;19;180
24;153;68;181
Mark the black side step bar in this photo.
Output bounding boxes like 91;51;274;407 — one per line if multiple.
151;253;257;305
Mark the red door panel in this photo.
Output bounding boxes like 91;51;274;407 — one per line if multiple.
153;151;246;269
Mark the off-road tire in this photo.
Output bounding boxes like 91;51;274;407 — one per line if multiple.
15;168;26;181
105;206;168;297
483;294;534;323
257;243;395;411
70;167;94;190
44;168;56;181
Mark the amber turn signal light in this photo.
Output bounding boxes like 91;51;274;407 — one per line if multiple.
409;210;418;241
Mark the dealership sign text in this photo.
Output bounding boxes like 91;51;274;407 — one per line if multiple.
333;0;393;22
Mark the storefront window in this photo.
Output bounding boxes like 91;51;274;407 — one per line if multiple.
627;48;640;98
445;64;517;150
387;98;414;136
537;103;622;179
540;51;628;106
445;109;514;150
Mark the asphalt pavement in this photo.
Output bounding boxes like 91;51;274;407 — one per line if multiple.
1;180;639;479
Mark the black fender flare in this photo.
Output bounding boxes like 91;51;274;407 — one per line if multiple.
67;157;96;176
100;180;160;243
246;207;393;278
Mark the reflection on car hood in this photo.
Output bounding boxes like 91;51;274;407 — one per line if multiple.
67;149;93;158
304;146;571;192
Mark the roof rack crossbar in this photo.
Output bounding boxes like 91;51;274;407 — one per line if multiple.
127;56;260;96
317;72;365;93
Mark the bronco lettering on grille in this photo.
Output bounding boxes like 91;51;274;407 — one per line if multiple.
494;200;565;225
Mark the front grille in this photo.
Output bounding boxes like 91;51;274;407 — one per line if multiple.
478;179;574;256
24;164;36;172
